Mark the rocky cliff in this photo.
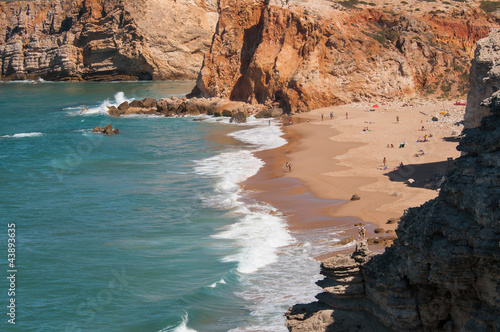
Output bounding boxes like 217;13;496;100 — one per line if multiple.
465;28;500;128
0;0;217;81
285;29;500;331
193;0;498;112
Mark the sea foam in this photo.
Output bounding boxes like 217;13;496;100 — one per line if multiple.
2;132;43;138
159;312;198;332
194;118;322;330
66;91;133;116
194;119;290;274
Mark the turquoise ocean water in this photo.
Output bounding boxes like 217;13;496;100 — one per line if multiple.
0;81;328;332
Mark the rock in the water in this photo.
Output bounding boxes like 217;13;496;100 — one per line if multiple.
93;124;119;135
230;111;247;124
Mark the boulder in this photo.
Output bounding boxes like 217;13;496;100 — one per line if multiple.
141;98;157;108
107;106;124;117
93;124;119;135
129;100;144;108
230;111;247;124
350;194;361;201
118;101;130;111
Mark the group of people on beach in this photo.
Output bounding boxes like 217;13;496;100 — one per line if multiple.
358;226;366;240
321;112;335;121
285;162;292;172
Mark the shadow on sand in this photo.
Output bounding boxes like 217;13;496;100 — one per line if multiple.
383;160;455;189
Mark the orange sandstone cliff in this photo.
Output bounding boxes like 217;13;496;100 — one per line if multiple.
193;0;499;112
0;0;218;81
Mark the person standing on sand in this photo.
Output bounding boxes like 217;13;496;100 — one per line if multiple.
383;157;387;167
361;226;366;240
285;162;289;172
288;162;292;172
346;112;348;119
321;114;324;121
396;115;399;123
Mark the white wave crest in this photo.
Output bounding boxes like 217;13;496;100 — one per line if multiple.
159;313;197;332
207;278;226;288
194;120;290;274
67;92;134;116
214;205;293;274
2;132;43;138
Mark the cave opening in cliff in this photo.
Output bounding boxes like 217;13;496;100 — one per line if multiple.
138;72;153;81
274;92;290;114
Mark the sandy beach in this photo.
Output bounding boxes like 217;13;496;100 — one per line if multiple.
245;100;465;256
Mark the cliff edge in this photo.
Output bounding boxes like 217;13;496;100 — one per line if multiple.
285;29;500;331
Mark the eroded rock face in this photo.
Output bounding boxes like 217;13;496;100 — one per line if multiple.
0;0;217;81
194;0;497;112
286;92;500;331
465;28;500;128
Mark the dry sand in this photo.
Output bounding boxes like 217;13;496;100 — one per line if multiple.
244;100;465;256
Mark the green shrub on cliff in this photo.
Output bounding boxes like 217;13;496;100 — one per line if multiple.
480;1;500;13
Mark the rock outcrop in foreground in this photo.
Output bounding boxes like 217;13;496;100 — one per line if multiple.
465;29;500;128
194;0;498;112
0;0;217;81
286;91;500;330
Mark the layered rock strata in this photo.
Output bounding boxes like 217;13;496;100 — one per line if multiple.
0;0;217;81
286;92;500;331
465;28;500;128
194;0;498;112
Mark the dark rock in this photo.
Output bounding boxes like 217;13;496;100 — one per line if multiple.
118;101;129;111
222;109;233;117
350;194;361;201
230;111;247;123
107;106;124;117
141;98;157;108
93;124;119;135
129;100;144;108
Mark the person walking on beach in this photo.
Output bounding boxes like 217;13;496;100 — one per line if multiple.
346;112;349;119
288;162;292;172
361;226;366;240
383;157;387;167
396;115;399;123
285;162;289;172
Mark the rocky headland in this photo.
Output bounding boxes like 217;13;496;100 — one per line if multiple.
106;95;267;118
0;0;218;81
285;28;500;332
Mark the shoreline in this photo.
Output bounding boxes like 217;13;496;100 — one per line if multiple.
244;100;464;258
